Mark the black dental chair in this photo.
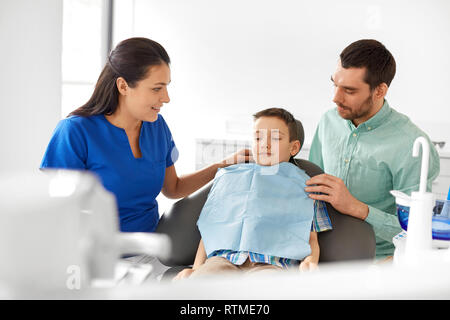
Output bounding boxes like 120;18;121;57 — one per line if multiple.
155;120;376;280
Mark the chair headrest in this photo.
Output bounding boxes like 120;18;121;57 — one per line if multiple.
294;119;305;155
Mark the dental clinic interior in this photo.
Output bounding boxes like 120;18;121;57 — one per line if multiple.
2;0;450;300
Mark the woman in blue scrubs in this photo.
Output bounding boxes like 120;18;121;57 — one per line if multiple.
41;37;250;233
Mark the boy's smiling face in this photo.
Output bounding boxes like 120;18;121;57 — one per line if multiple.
252;116;300;166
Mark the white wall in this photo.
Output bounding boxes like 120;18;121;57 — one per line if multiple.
113;0;450;175
0;0;62;174
2;1;447;177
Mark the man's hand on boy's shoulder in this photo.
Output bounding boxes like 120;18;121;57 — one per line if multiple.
304;173;369;220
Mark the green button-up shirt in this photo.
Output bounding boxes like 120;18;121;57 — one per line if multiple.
309;100;440;259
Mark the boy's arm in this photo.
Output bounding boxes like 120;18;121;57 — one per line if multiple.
173;239;207;280
299;231;319;271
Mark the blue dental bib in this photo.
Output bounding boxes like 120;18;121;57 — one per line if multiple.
197;162;315;260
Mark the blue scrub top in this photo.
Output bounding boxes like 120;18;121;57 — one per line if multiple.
40;114;179;232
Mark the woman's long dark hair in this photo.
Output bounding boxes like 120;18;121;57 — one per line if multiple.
69;37;170;117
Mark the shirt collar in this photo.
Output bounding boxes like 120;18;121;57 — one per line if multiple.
347;99;392;132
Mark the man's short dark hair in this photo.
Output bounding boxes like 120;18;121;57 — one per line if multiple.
253;107;300;143
340;39;396;90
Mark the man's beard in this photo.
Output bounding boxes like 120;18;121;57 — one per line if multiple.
337;94;374;121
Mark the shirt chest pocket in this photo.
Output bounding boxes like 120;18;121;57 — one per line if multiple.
322;136;346;176
346;160;392;204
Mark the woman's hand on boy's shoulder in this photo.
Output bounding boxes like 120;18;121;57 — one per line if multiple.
219;149;254;168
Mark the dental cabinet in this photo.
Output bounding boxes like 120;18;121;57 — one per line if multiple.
431;151;450;200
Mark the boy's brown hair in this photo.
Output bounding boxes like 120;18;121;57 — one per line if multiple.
253;107;301;143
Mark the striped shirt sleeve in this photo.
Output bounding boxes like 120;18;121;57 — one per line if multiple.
311;200;333;232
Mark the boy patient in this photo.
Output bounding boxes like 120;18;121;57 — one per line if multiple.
175;108;332;280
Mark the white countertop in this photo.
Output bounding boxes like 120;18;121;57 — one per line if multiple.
3;255;450;300
436;148;450;159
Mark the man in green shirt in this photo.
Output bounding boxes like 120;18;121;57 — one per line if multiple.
306;39;440;260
